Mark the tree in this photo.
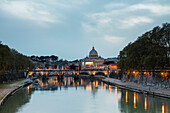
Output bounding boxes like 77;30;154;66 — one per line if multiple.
0;42;35;74
118;23;170;71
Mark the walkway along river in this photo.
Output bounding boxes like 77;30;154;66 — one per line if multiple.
0;76;170;113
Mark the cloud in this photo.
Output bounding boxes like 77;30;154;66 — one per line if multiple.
82;2;170;32
104;3;126;10
120;16;153;29
81;23;95;32
0;0;62;24
104;36;125;44
129;4;170;16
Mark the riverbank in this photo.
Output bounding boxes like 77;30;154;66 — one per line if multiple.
0;71;26;84
102;77;170;99
0;79;32;106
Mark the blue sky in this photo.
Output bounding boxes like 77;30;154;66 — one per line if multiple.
0;0;170;60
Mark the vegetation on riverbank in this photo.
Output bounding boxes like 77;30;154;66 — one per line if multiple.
118;23;170;87
0;42;34;74
118;23;170;71
0;42;35;83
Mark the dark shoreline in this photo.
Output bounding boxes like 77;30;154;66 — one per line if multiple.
101;77;170;99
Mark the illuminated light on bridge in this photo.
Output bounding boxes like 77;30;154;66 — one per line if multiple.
115;70;118;74
92;72;96;75
161;72;168;78
144;72;150;76
29;72;33;76
144;97;147;111
126;70;130;75
132;70;139;77
109;65;118;70
104;71;107;75
40;71;44;76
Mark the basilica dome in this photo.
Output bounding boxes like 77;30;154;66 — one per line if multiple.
89;47;98;58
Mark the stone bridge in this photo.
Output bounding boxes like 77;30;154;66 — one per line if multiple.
26;69;109;78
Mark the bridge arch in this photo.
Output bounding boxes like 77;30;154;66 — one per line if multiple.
95;72;105;76
80;72;89;75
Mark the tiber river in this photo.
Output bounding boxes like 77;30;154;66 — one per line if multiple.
0;77;169;113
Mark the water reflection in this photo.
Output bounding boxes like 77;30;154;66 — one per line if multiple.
119;90;170;113
0;86;35;113
0;77;169;113
144;97;147;111
31;77;104;96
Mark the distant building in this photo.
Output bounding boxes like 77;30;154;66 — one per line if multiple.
81;47;104;69
104;58;118;70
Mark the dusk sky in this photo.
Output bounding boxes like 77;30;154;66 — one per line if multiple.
0;0;170;60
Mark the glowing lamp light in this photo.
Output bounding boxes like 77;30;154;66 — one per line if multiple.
29;72;33;76
161;72;168;77
132;70;139;77
85;62;93;65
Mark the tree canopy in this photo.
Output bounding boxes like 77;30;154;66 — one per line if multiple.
0;43;35;73
118;23;170;71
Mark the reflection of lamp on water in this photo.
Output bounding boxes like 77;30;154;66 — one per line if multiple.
115;86;117;96
93;81;95;86
104;84;107;91
109;85;112;94
144;97;147;111
162;104;165;113
86;85;92;92
64;79;67;86
96;81;98;87
41;82;44;88
81;79;83;85
126;91;128;103
77;81;79;86
134;92;136;108
100;82;103;90
26;86;30;95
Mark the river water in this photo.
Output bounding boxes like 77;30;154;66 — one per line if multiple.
0;77;169;113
